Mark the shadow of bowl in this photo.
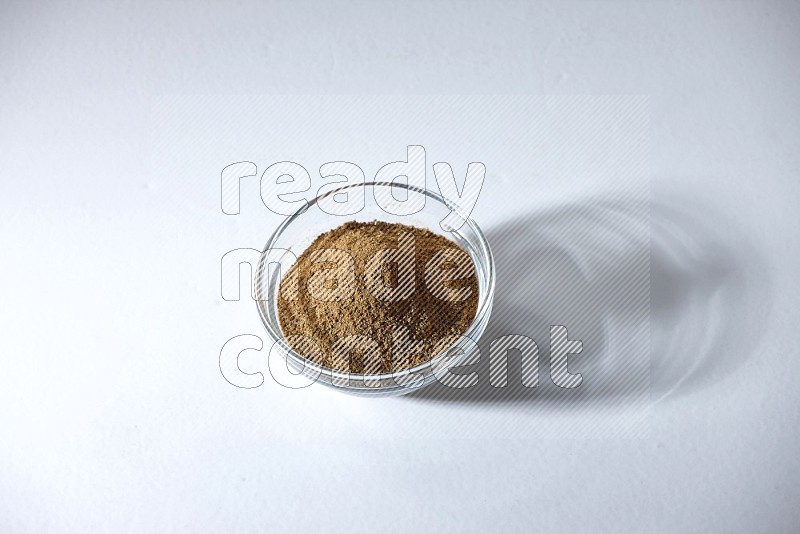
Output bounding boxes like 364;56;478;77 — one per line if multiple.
407;194;772;408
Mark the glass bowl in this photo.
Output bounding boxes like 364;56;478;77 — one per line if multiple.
254;181;495;396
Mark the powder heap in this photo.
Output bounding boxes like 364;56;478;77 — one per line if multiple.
277;221;479;374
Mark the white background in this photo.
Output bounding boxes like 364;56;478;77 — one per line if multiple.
2;1;799;532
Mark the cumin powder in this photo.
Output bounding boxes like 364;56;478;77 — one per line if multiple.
277;221;478;374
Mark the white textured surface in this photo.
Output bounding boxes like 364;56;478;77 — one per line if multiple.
2;1;799;532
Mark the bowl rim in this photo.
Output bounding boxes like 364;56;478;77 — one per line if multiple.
254;180;496;386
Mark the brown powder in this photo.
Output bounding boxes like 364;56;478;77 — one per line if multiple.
277;221;479;374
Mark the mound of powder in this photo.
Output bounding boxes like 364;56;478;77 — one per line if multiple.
277;220;479;373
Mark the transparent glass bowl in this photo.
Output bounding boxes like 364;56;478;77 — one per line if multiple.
255;181;495;396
